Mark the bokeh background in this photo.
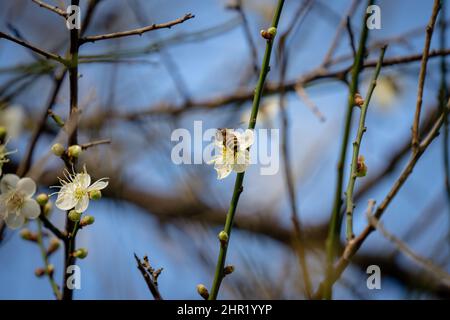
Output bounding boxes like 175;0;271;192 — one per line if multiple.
0;0;449;299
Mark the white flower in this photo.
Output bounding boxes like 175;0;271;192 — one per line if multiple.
0;106;25;139
208;129;254;179
0;174;40;229
53;167;108;213
0;141;16;176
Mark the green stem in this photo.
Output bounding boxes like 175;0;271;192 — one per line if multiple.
323;0;373;300
37;220;62;300
208;0;285;300
345;46;387;241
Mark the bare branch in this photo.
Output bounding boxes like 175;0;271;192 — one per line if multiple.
80;13;195;44
31;0;68;18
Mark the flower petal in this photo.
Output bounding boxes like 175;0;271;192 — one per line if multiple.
233;150;250;173
55;184;77;210
75;194;89;212
76;173;91;189
88;179;108;192
0;174;19;193
240;129;254;149
16;177;37;197
5;212;24;229
20;199;40;219
216;164;232;180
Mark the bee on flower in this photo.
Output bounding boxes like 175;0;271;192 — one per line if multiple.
208;128;254;179
53;166;108;213
0;174;40;229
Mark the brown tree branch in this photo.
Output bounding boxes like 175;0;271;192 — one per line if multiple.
80;13;195;44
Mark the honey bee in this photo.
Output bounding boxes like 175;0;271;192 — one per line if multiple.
216;128;239;156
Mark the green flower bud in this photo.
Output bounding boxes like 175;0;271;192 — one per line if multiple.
80;215;95;227
68;145;82;158
218;230;229;246
43;201;53;216
0;126;7;142
36;193;49;206
73;248;88;259
51;143;65;157
268;27;277;38
68;210;82;222
196;284;209;300
89;189;102;200
46;264;55;275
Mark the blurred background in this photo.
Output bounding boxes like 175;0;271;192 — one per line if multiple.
0;0;449;299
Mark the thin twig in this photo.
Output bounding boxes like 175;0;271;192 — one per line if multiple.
323;0;373;300
37;220;62;300
0;31;67;65
39;214;67;241
31;0;68;18
345;46;387;241
208;0;285;300
412;0;441;149
134;253;164;300
80;13;195;44
321;0;360;68
80;139;111;150
62;0;80;301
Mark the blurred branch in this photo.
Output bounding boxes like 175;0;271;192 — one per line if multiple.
324;0;373;300
314;98;450;299
0;31;67;65
80;139;111;150
367;205;450;286
115;48;450;119
80;13;195;44
412;0;441;149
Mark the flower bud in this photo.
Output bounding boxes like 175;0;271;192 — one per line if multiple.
46;264;55;276
36;193;49;206
261;27;277;40
20;228;37;242
43;201;53;216
68;145;82;158
0;126;7;142
35;268;45;277
68;210;81;222
223;265;235;275
356;155;368;177
73;248;88;259
354;93;364;107
80;215;95;227
89;190;102;200
51;143;65;157
196;284;209;300
47;238;60;255
218;230;228;245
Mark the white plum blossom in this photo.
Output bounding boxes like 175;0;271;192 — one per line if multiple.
0;106;25;139
53;167;108;213
208;129;254;179
0;174;40;229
